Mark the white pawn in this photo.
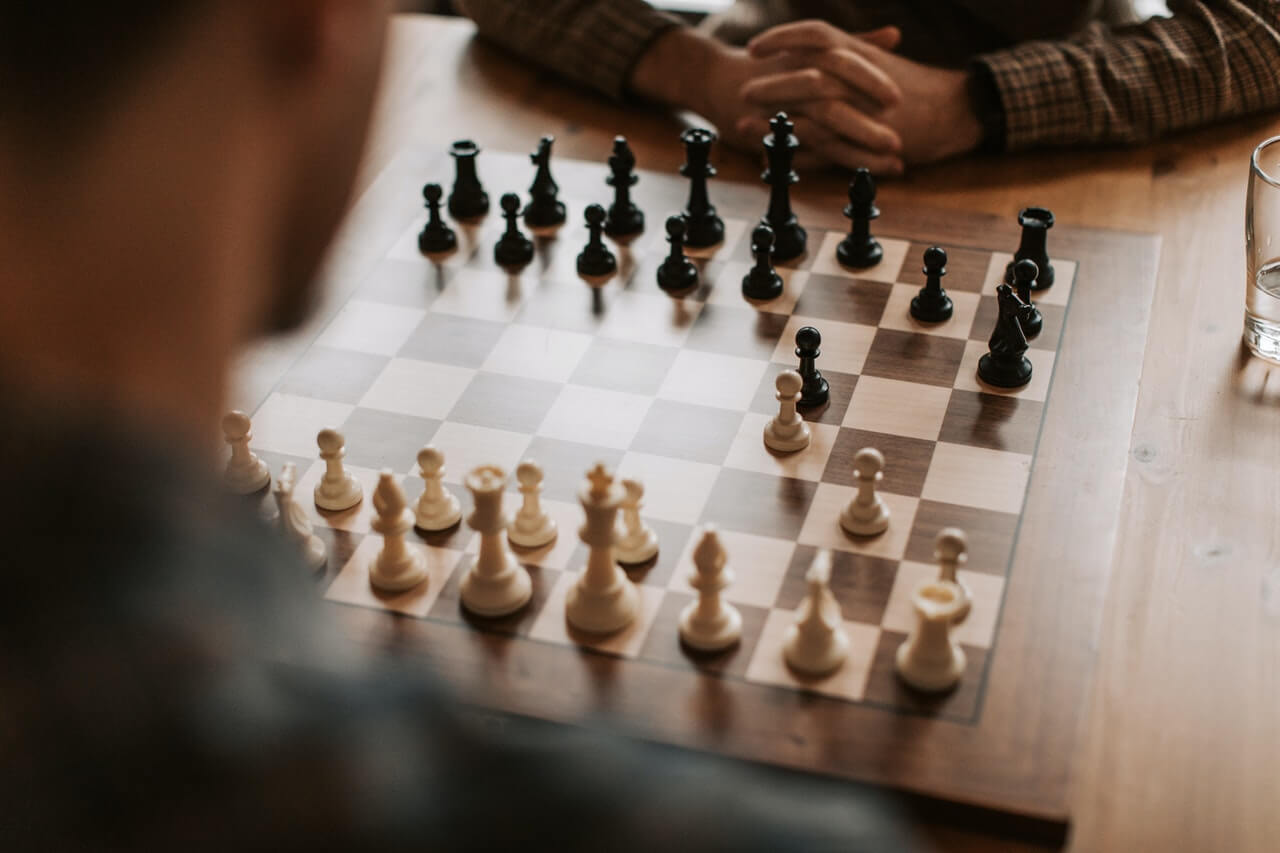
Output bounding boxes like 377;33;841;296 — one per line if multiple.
368;471;428;592
414;445;461;531
678;526;742;651
783;550;849;676
895;579;968;692
221;410;270;494
566;463;639;634
507;460;557;548
313;428;363;511
762;369;811;452
934;527;972;625
273;462;327;571
461;465;533;616
613;478;659;564
839;447;890;536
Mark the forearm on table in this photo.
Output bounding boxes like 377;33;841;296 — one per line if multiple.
453;0;682;99
974;0;1280;150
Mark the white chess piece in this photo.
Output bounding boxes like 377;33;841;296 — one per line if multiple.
414;445;462;531
368;471;428;592
895;579;968;692
783;550;849;676
313;428;363;511
678;526;742;651
461;465;533;616
613;478;659;564
565;463;639;634
507;460;557;548
221;410;270;494
273;462;327;571
839;447;890;536
934;527;972;625
762;370;811;452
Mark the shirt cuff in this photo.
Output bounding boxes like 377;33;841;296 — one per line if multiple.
973;42;1089;152
575;3;683;100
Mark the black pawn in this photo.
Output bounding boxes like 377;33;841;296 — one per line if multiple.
761;112;807;262
680;127;725;248
657;215;698;293
742;224;784;301
1009;258;1043;338
1011;206;1055;290
525;135;566;229
418;183;457;254
836;168;882;268
977;283;1035;388
604;136;644;238
577;204;617;278
795;326;829;408
447;139;489;220
910;246;953;322
494;193;534;268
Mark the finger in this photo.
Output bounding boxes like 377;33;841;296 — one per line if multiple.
809;48;901;106
858;25;901;51
741;55;899;110
747;19;847;56
793;99;902;154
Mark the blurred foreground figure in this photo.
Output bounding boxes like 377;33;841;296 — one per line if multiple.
0;3;920;850
457;0;1280;173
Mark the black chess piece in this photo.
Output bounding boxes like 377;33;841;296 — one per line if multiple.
836;168;882;268
1010;206;1055;290
977;283;1037;388
742;224;784;301
795;326;829;408
447;139;489;220
494;193;534;268
679;128;725;248
1008;257;1043;338
910;246;953;323
760;112;807;262
577;204;617;278
524;135;566;229
418;183;457;254
604;136;644;238
657;215;698;293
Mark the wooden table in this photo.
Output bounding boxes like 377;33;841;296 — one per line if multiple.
352;14;1280;851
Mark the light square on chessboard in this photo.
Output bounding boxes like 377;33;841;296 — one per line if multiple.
479;323;594;383
337;408;440;472
356;257;445;311
723;412;840;482
324;535;463;618
656;349;769;411
683;218;750;260
598;290;703;349
879;283;981;340
567;338;679;397
797;483;919;560
981;252;1076;307
519;436;626;504
429;268;528;323
769;315;877;377
744;609;880;702
666;528;796;609
880;560;1004;649
512;275;614;335
397;313;507;369
921;442;1031;515
682;302;790;361
314;300;425;357
527;572;665;658
705;262;810;314
276;347;390;406
295;460;385;533
357;357;476;420
809;231;909;283
250;393;355;458
427;421;532;486
537;385;654;450
954;339;1055;401
632;399;747;466
616;451;720;525
843;375;953;441
461;495;581;571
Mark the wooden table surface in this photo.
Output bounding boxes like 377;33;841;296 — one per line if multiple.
354;14;1280;851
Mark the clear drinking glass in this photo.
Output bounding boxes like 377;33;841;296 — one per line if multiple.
1245;136;1280;363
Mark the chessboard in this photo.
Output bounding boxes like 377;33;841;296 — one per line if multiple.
236;140;1159;842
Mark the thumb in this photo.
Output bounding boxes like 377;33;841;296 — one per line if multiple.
857;25;901;51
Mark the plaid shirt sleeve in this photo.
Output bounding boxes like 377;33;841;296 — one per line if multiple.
453;0;683;100
975;0;1280;150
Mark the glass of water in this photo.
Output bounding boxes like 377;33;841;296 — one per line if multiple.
1246;136;1280;363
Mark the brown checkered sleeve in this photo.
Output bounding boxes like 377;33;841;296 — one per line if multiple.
975;0;1280;150
453;0;683;100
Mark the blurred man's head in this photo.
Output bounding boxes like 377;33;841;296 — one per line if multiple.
0;1;390;438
